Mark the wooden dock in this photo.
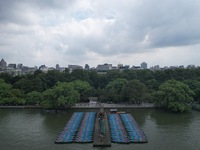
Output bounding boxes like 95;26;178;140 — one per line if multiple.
93;113;111;147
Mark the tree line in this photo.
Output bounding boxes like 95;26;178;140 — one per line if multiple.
1;68;200;112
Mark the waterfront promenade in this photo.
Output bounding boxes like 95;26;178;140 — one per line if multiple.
71;102;155;109
0;105;42;109
93;112;111;147
0;102;155;109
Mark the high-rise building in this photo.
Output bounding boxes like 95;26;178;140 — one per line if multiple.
96;63;112;71
141;62;147;69
56;64;60;70
17;64;23;69
187;65;195;69
150;65;160;71
8;63;16;69
85;64;90;70
68;65;83;72
0;58;7;69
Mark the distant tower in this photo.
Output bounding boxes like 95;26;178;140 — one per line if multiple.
8;63;16;69
141;62;147;69
0;58;7;69
118;63;123;69
56;64;60;70
85;64;90;70
17;64;23;69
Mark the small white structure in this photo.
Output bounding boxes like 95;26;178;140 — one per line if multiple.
89;97;98;104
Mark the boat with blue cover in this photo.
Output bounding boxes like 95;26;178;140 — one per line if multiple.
108;114;130;144
75;112;96;143
55;112;84;144
55;111;147;145
120;113;147;143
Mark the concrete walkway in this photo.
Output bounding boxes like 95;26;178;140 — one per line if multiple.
0;103;156;109
93;113;111;147
71;102;155;109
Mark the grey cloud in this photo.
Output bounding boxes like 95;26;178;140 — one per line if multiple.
0;0;75;25
0;0;21;24
29;0;75;9
1;0;200;67
125;0;200;48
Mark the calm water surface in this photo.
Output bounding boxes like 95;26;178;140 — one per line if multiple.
0;109;200;150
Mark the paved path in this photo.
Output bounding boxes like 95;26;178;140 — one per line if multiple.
0;103;156;109
71;103;155;109
0;105;42;109
93;113;111;147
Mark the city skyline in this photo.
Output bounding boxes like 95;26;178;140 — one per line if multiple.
1;0;200;68
0;58;198;69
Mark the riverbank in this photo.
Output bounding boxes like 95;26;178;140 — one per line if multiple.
71;102;155;109
0;103;156;109
0;105;42;109
192;104;200;111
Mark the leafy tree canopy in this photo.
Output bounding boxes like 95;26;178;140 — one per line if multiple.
0;79;25;105
154;80;194;112
184;79;200;103
40;80;93;108
105;78;128;103
124;79;152;104
68;80;93;101
26;91;43;105
0;79;13;105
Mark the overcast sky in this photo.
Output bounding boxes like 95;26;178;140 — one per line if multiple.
1;0;200;68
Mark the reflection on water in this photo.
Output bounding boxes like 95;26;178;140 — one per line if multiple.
150;109;193;126
41;110;71;133
0;109;200;150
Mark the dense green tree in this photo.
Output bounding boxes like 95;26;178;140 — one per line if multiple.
0;79;13;105
9;96;26;105
136;70;154;83
3;67;200;111
41;89;55;108
105;78;128;103
0;73;13;84
68;80;93;102
62;68;70;82
124;79;152;104
107;70;123;81
0;79;25;105
154;70;167;83
13;78;32;93
33;69;43;77
146;79;159;91
70;69;89;82
27;77;43;92
154;80;194;112
44;70;62;88
184;79;200;103
13;75;46;93
10;75;23;85
26;91;43;105
96;87;106;102
41;82;80;109
88;71;99;88
122;70;137;80
98;75;109;88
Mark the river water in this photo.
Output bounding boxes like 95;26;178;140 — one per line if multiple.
0;109;199;150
